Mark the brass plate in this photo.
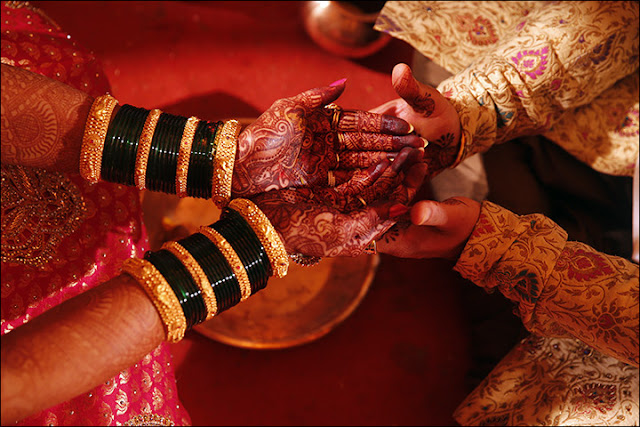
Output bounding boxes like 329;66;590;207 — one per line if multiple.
142;188;379;350
195;253;379;349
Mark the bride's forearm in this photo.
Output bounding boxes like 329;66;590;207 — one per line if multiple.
0;273;164;425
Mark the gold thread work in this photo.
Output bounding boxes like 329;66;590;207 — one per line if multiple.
135;109;162;190
161;240;218;319
1;165;87;268
121;258;187;343
175;116;200;198
211;120;241;208
80;94;119;183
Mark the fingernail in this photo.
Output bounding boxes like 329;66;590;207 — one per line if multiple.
407;123;415;134
418;208;431;224
330;78;347;87
421;137;429;148
366;159;389;176
389;204;410;219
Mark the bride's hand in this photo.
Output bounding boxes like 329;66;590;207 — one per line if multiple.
232;79;424;197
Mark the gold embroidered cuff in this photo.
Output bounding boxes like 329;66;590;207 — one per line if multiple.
228;198;289;278
175;116;200;198
211;119;241;208
80;94;119;184
121;257;187;343
161;240;218;319
198;226;252;302
135;109;162;190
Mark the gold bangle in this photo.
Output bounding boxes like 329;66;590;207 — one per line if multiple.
175;116;200;198
135;109;162;190
198;226;252;302
80;94;119;184
121;258;187;343
161;241;218;320
211;119;241;208
327;170;336;187
228;198;289;279
325;103;342;130
450;132;467;169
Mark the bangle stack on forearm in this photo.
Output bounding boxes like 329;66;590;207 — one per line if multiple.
122;198;290;343
80;94;240;207
84;93;295;343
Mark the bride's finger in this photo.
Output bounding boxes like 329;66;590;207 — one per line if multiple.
332;132;425;151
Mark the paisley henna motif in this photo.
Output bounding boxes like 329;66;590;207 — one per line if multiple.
252;189;391;257
231;83;417;198
251;156;427;257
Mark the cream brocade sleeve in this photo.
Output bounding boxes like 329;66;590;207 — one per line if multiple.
454;201;639;367
375;1;639;176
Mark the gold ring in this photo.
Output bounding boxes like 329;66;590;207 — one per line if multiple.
357;196;367;207
327;170;336;187
325;103;341;130
364;240;377;255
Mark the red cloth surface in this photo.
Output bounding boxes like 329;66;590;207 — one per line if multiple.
37;1;473;425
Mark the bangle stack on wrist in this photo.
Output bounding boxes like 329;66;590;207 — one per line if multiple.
80;94;240;206
121;198;289;343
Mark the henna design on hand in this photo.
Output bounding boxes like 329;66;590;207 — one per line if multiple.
337;151;390;169
410;92;435;117
232;84;418;198
423;132;458;177
252;190;386;257
1;64;92;173
381;220;411;244
250;156;428;257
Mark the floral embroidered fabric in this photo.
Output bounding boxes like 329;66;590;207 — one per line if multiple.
453;201;639;425
453;334;638;426
375;1;639;176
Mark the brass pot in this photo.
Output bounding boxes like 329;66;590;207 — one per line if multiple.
301;1;391;59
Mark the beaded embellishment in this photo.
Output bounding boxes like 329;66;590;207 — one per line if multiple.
1;165;87;268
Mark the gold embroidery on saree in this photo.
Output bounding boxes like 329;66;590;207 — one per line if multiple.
1;165;86;268
124;413;175;426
